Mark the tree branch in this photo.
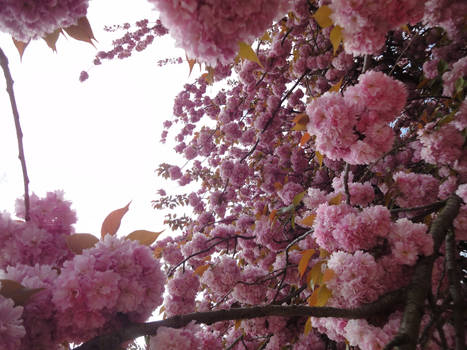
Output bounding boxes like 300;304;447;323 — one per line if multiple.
394;194;462;350
444;229;465;350
0;47;30;221
75;288;406;350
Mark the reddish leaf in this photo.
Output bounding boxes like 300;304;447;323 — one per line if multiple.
299;132;311;147
186;54;196;76
101;201;131;238
12;37;29;60
0;279;44;306
66;233;99;254
194;264;210;276
63;16;96;46
126;230;163;246
43;29;62;51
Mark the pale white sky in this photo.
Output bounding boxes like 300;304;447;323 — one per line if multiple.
0;0;193;235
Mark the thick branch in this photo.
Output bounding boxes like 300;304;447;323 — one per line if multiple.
444;230;465;350
0;47;30;220
75;288;405;350
394;195;462;350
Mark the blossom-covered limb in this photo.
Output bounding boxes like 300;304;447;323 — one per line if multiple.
75;288;406;350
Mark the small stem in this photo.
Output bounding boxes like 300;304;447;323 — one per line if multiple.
0;47;30;221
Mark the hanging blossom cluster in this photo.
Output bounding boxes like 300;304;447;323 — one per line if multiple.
306;71;407;164
0;0;89;42
329;0;425;55
0;192;166;348
147;0;291;65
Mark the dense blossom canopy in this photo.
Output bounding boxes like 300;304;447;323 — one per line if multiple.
0;0;466;350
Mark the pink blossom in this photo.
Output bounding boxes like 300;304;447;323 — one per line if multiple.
4;264;59;349
164;270;200;316
442;56;467;96
149;0;291;65
52;235;165;343
0;0;89;42
393;172;440;208
326;251;385;307
201;256;240;296
149;324;200;350
419;122;464;165
0;293;25;350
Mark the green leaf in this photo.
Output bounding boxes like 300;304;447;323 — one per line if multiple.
455;77;465;94
437;59;449;75
238;41;263;68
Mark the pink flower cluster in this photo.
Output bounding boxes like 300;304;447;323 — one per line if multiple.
418;122;464;166
0;191;76;269
393;172;440;208
442;56;467;97
148;0;290;64
329;0;425;55
0;0;89;42
201;256;240;296
52;235;165;343
4;264;59;349
313;203;391;252
150;323;200;349
0;291;25;350
164;269;200;316
306;71;407;164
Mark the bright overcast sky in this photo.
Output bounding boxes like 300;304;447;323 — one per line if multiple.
0;0;192;235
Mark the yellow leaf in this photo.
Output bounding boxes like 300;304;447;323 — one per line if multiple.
322;268;336;283
0;279;44;306
319;249;330;259
316;285;332;306
329;78;343;93
400;24;410;33
126;230;164;246
300;132;312;147
314;6;333;28
298;249;316;278
307;261;324;288
235;319;242;330
304;317;313;335
101;201;131;238
194;264;210;276
330;26;343;55
293;191;306;206
328;193;343;205
159;305;166;314
300;213;316;227
308;288;319;306
315;151;324;168
66;233;99;254
63;16;96;46
12;37;29;60
238;41;263;68
260;31;271;42
274;182;283;191
43;29;61;51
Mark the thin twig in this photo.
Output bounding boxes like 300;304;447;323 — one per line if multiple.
0;47;30;220
343;163;350;205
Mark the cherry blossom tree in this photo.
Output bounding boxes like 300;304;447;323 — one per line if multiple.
0;1;466;350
